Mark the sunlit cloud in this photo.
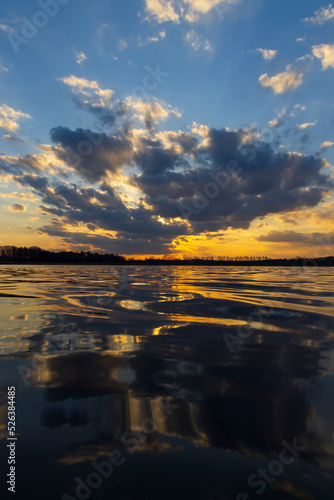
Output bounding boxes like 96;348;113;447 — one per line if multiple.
303;3;334;25
185;30;213;52
75;51;87;65
120;32;167;49
0;104;31;132
256;48;278;60
125;96;182;127
312;43;334;70
143;0;181;23
259;67;304;94
297;122;316;129
268;107;287;128
321;141;334;149
0;192;37;201
143;0;241;24
58;75;114;110
137;31;166;46
259;57;313;94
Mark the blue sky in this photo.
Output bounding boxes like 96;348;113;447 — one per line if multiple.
0;0;333;257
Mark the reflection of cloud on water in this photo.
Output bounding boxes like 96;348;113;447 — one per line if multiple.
0;266;334;498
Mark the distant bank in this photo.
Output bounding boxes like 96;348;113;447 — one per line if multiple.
0;246;333;266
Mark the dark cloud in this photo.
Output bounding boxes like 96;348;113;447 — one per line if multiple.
5;203;26;212
13;174;190;253
14;173;49;190
38;219;185;255
50;127;133;183
132;130;331;233
257;230;334;246
2;118;333;254
2;133;26;144
0;153;44;176
133;141;179;175
72;95;128;129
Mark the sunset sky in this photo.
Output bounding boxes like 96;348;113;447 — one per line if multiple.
0;0;333;258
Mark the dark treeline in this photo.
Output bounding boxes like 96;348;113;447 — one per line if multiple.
0;246;125;264
0;246;333;266
133;256;334;266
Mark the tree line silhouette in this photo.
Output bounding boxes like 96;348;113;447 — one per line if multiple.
0;246;333;266
0;246;125;264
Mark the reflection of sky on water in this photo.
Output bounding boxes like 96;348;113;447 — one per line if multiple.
0;265;333;499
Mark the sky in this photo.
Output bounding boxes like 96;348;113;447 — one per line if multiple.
0;0;333;258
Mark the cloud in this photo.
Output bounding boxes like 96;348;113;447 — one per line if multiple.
268;107;287;128
321;141;334;149
0;104;31;132
303;4;334;25
296;37;306;43
143;0;180;23
289;103;306;116
59;74;180;130
185;31;213;52
132;127;331;235
118;38;128;50
312;43;334;70
58;75;113;100
126;96;181;128
18;177;190;254
2;120;331;254
257;230;334;246
119;32;167;49
2;133;26;143
3;203;27;212
0;149;63;176
2;80;332;255
267;104;307;129
0;23;14;33
0;63;8;72
297;122;316;130
143;0;240;24
259;58;312;94
137;31;166;46
256;48;278;60
49;127;133;183
0;192;36;201
75;51;87;65
58;75;117;124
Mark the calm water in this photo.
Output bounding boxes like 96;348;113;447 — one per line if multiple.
0;265;333;500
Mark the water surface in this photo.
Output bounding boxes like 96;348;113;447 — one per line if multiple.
0;265;333;499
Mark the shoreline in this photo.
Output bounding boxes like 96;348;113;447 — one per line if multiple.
0;259;333;267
